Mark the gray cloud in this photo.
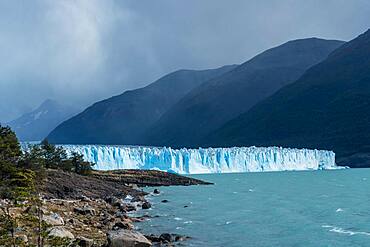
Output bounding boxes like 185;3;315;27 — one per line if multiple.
1;0;370;122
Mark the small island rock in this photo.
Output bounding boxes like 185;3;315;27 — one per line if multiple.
153;189;160;194
141;202;151;209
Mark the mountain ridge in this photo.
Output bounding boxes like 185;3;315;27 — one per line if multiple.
47;65;237;144
144;38;345;148
206;29;370;167
7;99;78;141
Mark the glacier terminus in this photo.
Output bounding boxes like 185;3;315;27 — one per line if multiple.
53;145;339;174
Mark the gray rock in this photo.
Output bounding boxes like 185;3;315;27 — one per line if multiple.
105;196;121;206
14;227;24;233
107;229;151;247
141;202;151;210
115;211;125;218
146;233;190;244
15;234;28;244
131;196;145;203
125;204;137;212
78;195;91;202
48;226;74;239
43;213;64;226
128;184;139;190
77;236;94;247
113;220;133;230
74;206;95;215
159;233;172;242
153;189;160;194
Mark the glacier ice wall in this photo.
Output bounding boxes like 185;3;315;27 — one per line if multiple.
56;145;338;174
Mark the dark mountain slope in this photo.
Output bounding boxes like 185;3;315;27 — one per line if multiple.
47;65;236;144
7;99;78;141
207;29;370;168
145;38;344;148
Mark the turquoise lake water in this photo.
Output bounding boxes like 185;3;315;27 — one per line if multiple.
136;169;370;247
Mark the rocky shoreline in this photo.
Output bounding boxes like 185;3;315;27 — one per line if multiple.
1;169;211;246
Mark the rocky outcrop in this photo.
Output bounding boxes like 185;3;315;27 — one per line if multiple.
0;169;208;246
41;169;147;200
91;169;213;187
41;169;210;201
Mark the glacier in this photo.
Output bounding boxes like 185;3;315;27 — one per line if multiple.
50;145;338;174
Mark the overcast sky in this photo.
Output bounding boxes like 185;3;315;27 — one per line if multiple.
1;0;370;122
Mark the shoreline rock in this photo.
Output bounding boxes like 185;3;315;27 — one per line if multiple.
145;233;191;246
107;229;151;247
0;169;209;246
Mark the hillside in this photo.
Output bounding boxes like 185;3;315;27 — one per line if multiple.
47;66;236;144
207;30;370;168
144;38;344;148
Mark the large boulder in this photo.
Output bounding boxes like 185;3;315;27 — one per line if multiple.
42;213;64;226
107;229;151;247
48;227;74;239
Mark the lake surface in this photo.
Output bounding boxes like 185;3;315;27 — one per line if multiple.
136;169;370;246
